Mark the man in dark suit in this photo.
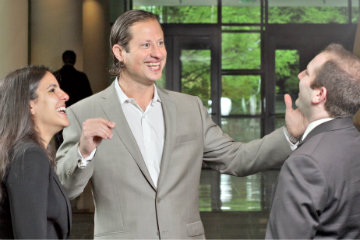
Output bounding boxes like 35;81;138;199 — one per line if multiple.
266;43;360;239
54;50;93;148
54;50;93;107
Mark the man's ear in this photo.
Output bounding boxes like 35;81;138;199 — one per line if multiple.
112;44;124;63
312;86;327;104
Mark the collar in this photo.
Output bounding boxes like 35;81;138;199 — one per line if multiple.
114;77;161;105
301;117;334;141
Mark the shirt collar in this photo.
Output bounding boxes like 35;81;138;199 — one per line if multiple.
114;77;161;105
301;117;334;141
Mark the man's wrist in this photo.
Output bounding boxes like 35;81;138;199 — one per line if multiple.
283;126;299;144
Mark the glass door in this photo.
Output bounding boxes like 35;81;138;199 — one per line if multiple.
163;24;222;211
163;24;221;124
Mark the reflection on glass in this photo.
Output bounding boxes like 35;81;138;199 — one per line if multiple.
220;174;261;211
222;0;261;24
268;0;348;23
222;25;261;31
222;75;261;115
180;49;211;109
199;184;212;212
275;50;299;114
222;33;261;69
275;117;285;130
199;171;280;212
221;118;260;142
199;169;221;212
133;2;217;23
352;0;359;23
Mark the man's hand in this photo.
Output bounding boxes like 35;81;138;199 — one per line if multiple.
284;94;308;139
353;109;360;131
79;118;116;158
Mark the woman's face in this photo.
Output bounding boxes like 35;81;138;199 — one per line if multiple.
30;72;69;139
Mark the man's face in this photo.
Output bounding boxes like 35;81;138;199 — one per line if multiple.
120;19;167;85
295;53;328;118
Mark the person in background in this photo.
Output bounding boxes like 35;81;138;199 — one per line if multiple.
266;43;360;238
53;50;93;148
54;50;92;107
56;10;306;239
0;66;72;238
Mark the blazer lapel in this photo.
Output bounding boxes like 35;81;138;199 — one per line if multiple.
52;172;72;235
99;81;156;190
156;88;177;189
300;117;354;146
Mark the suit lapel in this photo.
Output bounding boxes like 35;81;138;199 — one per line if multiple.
156;88;177;189
99;81;156;190
52;172;72;235
300;117;354;146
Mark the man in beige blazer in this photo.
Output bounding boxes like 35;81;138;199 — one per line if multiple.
56;10;306;239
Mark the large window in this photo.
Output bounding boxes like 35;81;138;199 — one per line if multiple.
128;0;359;212
222;0;261;24
268;0;352;24
133;0;217;23
180;49;212;109
274;50;299;128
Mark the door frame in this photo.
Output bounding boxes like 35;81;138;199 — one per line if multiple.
264;23;356;134
163;24;222;124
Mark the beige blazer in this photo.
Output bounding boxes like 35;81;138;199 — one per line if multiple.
56;81;291;239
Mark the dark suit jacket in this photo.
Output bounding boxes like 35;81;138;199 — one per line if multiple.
54;65;92;107
0;142;71;239
266;117;360;239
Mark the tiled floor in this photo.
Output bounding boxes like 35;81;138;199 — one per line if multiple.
69;169;280;239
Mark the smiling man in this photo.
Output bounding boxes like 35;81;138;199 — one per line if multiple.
266;44;360;239
56;10;307;239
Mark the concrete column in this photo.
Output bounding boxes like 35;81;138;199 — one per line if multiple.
0;0;28;79
30;0;83;71
83;0;110;93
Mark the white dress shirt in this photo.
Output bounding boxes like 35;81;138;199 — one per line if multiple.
301;117;334;142
77;80;298;182
78;80;165;187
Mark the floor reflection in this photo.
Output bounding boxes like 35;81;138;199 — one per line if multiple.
199;169;280;239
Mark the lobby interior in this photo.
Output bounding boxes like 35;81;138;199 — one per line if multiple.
2;0;360;238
